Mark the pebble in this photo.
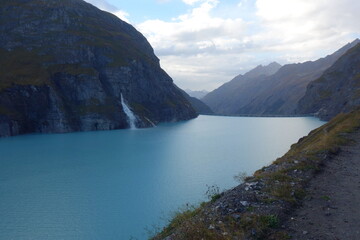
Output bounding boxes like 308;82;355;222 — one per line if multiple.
240;201;249;206
303;230;308;235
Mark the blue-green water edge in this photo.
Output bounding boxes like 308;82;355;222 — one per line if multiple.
0;115;324;239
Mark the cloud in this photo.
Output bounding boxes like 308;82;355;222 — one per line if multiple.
113;10;130;23
139;0;244;56
84;0;117;12
85;0;360;91
138;0;360;90
84;0;130;23
159;53;255;90
137;0;253;90
182;0;204;5
254;0;360;60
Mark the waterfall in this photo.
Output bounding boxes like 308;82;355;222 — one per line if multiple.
121;94;137;129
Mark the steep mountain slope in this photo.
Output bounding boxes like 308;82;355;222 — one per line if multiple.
202;62;282;114
180;90;213;115
297;43;360;120
203;40;359;115
0;0;197;137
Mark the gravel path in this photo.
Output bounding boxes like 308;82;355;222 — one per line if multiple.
283;131;360;240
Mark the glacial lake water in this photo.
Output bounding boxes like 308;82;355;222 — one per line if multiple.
0;115;324;239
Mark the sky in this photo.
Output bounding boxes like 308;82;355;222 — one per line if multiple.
84;0;360;91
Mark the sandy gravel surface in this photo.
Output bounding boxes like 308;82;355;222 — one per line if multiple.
283;131;360;240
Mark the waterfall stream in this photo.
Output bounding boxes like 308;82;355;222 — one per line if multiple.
121;94;137;129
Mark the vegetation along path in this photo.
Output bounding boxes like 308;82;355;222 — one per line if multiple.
281;130;360;239
153;109;360;240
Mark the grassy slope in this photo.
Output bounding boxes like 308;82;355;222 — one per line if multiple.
152;108;360;240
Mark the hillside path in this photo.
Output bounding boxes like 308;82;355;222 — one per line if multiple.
283;130;360;240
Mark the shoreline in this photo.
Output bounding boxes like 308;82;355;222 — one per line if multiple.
201;113;317;118
152;109;360;239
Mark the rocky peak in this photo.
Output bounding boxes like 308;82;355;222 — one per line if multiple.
244;62;282;79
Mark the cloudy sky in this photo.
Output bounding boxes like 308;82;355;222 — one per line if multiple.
85;0;360;91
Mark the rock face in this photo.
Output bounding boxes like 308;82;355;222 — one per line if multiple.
297;43;360;120
203;40;359;115
0;0;197;137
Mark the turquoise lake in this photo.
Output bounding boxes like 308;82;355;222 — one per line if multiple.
0;115;324;239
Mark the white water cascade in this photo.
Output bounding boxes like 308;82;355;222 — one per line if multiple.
120;94;137;129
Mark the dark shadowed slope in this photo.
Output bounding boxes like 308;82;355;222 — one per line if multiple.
297;43;360;120
0;0;197;137
202;62;282;114
203;40;359;115
180;89;213;114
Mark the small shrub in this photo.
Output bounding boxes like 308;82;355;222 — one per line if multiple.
270;183;295;202
233;171;249;184
240;214;279;238
321;195;331;201
205;184;221;202
260;215;279;228
151;204;201;239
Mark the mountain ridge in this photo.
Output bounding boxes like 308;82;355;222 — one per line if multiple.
202;62;282;114
296;42;360;120
203;39;360;115
0;0;197;137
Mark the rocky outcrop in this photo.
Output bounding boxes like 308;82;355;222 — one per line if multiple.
297;43;360;120
0;0;197;137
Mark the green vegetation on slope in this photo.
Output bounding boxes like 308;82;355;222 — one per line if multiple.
0;48;99;91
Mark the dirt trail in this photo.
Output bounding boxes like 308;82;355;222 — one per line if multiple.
283;131;360;240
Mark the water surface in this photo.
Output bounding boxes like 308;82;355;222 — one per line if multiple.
0;115;324;239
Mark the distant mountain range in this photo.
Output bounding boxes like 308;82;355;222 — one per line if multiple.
185;89;209;99
203;39;360;117
202;62;282;114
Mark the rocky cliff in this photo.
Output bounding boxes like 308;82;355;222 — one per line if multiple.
0;0;197;137
297;43;360;120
